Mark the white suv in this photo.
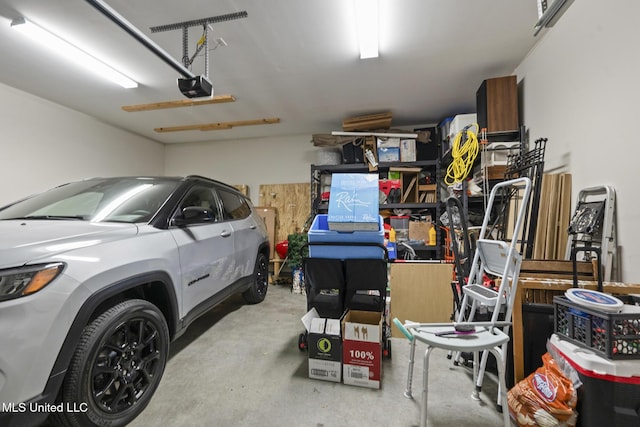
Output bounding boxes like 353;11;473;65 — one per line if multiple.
0;176;270;427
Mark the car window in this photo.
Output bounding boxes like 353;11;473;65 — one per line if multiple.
176;186;220;222
0;179;178;223
217;189;251;220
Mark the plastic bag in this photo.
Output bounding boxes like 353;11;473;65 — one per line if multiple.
508;352;578;427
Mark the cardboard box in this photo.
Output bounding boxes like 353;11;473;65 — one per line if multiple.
307;316;342;382
377;136;401;161
327;173;380;231
377;147;400;162
486;165;508;180
376;136;400;148
342;310;383;389
409;219;432;242
400;139;416;162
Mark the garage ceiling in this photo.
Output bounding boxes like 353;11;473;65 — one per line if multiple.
0;0;539;144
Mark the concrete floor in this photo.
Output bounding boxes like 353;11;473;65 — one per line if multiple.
125;283;506;427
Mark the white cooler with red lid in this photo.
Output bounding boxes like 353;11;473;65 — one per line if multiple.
549;334;640;427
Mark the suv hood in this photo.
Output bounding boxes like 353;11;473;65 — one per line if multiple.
0;220;139;268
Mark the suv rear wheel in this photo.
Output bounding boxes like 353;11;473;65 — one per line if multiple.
242;252;268;304
52;299;169;427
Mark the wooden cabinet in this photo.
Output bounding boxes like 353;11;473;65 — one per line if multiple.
389;262;453;337
476;75;519;133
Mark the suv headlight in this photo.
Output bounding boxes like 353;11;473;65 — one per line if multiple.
0;263;65;302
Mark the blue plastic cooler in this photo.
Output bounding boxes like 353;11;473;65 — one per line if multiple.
307;214;385;259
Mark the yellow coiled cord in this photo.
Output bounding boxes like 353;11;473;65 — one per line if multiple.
444;123;480;186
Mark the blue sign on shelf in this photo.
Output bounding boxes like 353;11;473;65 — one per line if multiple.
328;173;380;231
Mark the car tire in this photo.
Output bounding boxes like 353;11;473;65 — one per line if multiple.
242;252;268;304
52;299;169;427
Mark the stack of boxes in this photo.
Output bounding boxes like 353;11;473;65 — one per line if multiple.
304;309;384;389
304;172;386;389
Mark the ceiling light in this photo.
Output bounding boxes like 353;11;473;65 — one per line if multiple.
355;0;379;59
10;17;138;89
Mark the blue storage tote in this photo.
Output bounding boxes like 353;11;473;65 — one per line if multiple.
308;214;385;259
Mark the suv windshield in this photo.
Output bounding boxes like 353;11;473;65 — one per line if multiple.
0;178;180;223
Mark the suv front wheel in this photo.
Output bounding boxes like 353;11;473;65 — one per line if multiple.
52;299;169;427
242;252;268;304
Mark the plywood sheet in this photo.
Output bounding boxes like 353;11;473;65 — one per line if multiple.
557;174;572;258
544;174;560;259
389;263;454;338
533;174;551;259
259;183;310;243
532;173;572;260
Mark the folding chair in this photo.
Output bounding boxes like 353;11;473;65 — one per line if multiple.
393;177;531;427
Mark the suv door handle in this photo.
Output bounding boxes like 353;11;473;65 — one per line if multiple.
249;224;257;229
220;230;232;238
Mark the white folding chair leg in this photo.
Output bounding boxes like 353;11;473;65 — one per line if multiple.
488;347;510;427
420;346;435;427
472;351;480;400
474;349;491;395
405;335;418;399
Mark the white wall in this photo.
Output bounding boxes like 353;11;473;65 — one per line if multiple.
0;83;164;205
515;0;640;281
164;134;320;206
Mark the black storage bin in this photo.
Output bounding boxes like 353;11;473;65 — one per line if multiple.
303;258;345;319
415;127;440;160
344;258;387;312
522;303;555;376
341;140;364;164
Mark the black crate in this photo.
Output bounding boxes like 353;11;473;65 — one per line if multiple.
554;296;640;359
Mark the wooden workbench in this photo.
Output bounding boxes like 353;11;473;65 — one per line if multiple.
512;278;640;383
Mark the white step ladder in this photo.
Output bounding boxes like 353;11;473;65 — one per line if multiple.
454;177;532;399
565;185;618;281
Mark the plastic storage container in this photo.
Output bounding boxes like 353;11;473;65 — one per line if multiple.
390;215;409;242
308;214;385;259
554;296;640;359
550;334;640;427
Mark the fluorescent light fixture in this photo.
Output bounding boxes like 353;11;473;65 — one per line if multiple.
355;0;379;59
534;0;570;36
10;17;138;88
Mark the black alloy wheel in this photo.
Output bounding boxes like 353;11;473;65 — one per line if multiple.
243;252;269;304
52;299;169;427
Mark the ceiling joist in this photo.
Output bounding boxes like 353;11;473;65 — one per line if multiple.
154;118;280;133
122;95;236;112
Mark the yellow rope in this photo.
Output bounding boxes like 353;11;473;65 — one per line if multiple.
444;123;480;186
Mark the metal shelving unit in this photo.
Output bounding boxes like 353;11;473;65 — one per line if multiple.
310;159;444;259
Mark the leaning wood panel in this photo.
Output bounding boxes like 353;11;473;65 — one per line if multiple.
259;183;310;243
544;174;561;259
557;174;572;258
520;259;594;280
390;263;454;337
533;174;551;259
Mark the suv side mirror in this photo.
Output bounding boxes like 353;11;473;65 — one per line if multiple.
173;206;214;226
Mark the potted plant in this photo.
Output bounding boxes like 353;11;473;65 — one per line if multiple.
286;232;308;294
